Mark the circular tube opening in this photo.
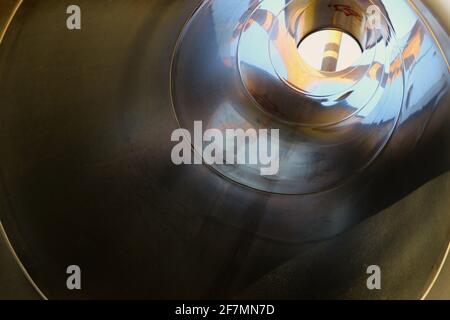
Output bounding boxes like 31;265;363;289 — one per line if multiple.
297;29;363;72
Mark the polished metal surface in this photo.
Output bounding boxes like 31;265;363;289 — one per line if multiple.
172;0;404;194
0;0;448;299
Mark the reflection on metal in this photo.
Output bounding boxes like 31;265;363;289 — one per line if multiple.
172;0;404;194
320;29;343;72
0;0;21;44
421;242;450;300
0;0;448;299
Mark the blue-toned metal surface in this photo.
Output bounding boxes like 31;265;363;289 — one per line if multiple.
0;0;448;299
